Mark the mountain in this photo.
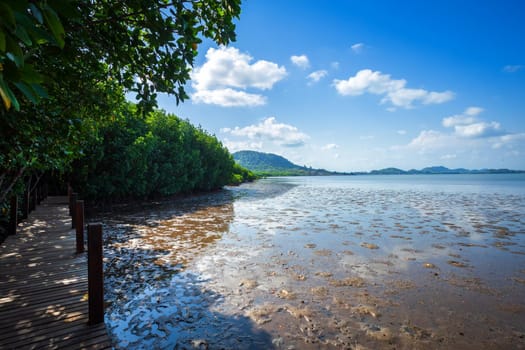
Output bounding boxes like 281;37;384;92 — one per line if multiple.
369;166;523;175
232;151;344;176
233;151;524;176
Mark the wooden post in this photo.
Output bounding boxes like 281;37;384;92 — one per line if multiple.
37;183;42;205
75;200;85;253
71;193;78;229
88;223;104;325
21;189;29;219
43;183;48;200
68;185;73;215
30;190;37;211
8;196;18;235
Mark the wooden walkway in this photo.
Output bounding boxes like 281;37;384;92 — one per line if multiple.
0;197;112;349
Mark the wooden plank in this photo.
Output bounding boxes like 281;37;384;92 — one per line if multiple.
0;196;111;349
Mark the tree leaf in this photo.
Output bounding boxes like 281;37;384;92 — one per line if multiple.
5;35;24;67
19;64;44;84
14;81;39;104
15;23;33;46
28;3;44;24
42;5;65;48
0;74;20;110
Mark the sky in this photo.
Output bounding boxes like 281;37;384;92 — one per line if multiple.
157;0;525;172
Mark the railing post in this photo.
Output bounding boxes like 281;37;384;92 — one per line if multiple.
37;183;42;205
68;185;73;215
30;189;37;211
8;196;18;235
70;193;78;229
75;200;85;253
22;189;29;219
87;223;104;325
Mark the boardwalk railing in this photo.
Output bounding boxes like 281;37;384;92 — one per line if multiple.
0;195;111;349
68;190;105;325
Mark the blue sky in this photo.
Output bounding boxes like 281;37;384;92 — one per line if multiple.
157;0;525;171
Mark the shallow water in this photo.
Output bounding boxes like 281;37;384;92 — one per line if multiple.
96;174;525;349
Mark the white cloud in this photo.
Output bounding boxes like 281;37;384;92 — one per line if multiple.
442;107;484;127
222;139;263;153
442;107;504;138
407;130;447;149
397;130;407;135
503;65;523;73
322;143;339;150
351;42;365;54
333;69;454;109
221;117;309;147
442;115;476;127
290;55;310;69
491;133;525;149
192;88;266;107
191;46;287;106
454;121;502;138
465;106;484;116
307;70;328;84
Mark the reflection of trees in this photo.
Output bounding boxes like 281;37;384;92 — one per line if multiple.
89;190;235;308
90;191;273;349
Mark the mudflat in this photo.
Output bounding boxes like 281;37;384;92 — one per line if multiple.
97;175;525;349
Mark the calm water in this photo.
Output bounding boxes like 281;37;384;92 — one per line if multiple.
98;174;525;349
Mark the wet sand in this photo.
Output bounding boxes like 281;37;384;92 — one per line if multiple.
96;177;525;349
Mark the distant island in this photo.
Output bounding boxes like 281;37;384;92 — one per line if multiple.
233;150;524;176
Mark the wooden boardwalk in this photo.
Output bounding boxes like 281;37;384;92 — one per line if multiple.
0;197;112;349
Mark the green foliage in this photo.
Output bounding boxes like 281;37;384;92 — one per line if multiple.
230;163;257;185
0;0;68;111
0;0;241;206
0;0;241;113
233;150;339;176
71;106;237;201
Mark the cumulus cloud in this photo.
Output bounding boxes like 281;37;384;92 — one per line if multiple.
407;130;447;149
290;55;310;69
454;122;502;138
492;133;525;149
333;69;454;109
221;139;263;153
394;107;522;158
503;65;523;73
307;70;328;84
221;117;309;147
192;88;266;107
351;42;365;54
191;46;287;106
465;106;484;116
442;107;504;138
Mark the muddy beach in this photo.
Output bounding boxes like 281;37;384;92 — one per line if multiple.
94;175;525;349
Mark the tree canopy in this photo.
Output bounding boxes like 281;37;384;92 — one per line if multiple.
71;105;246;201
0;0;241;205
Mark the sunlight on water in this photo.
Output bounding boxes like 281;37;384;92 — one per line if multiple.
97;174;525;349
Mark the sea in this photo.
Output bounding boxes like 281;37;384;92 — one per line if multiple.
98;174;525;349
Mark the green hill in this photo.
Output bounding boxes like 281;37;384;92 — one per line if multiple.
232;151;341;176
